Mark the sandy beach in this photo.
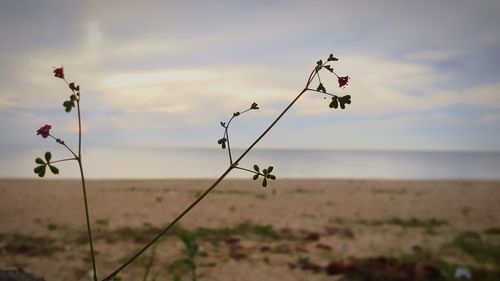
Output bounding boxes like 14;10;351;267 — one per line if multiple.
1;179;499;280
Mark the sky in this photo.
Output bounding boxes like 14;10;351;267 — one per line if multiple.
1;0;500;160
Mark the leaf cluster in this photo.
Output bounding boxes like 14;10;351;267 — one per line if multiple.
313;54;352;110
329;95;351;109
62;82;80;112
34;151;59;177
252;165;276;187
217;137;227;149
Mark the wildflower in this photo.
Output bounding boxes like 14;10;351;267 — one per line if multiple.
53;67;64;79
36;124;52;139
338;76;350;88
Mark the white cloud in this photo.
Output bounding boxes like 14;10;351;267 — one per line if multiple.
0;96;14;110
405;49;467;62
99;65;297;122
103;70;216;88
86;22;103;48
463;83;500;108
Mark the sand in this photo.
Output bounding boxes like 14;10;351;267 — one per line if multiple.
0;179;499;280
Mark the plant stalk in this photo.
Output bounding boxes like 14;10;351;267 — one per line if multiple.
102;68;318;281
77;99;98;281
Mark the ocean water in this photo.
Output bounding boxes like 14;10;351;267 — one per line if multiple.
2;147;500;180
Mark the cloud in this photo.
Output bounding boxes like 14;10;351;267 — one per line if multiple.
99;65;297;122
86;22;103;48
405;49;468;62
0;97;14;110
103;70;216;88
463;83;500;108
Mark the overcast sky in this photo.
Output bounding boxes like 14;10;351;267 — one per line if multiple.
1;0;500;153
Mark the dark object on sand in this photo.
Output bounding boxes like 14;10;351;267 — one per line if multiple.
0;269;45;281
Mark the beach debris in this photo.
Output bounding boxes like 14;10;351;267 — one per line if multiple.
260;245;271;252
454;266;472;279
316;243;332;251
0;269;45;281
323;257;443;280
304;232;320;241
297;257;323;273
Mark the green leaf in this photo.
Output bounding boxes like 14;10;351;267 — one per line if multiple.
44;151;52;162
338;95;351;109
329;97;338;109
49;165;59;175
233;112;240;117
263;168;267;175
34;165;44;174
220;122;226;127
253;165;259;172
217;138;227;149
34;165;46;177
70;94;77;101
342;95;352;104
252;174;259;180
324;65;334;72
317;83;326;93
35;157;45;164
328;54;339;61
63;100;75;112
268;175;276;180
262;178;267;187
267;166;273;173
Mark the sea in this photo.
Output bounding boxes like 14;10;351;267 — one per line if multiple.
2;147;500;180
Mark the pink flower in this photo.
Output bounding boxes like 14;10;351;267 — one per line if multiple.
338;76;350;88
53;67;64;79
36;124;52;139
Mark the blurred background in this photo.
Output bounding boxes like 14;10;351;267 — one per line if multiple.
1;0;499;179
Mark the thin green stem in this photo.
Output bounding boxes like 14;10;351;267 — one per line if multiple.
306;88;339;97
222;106;254;165
142;245;157;281
235;166;262;176
223;116;234;165
76;98;98;281
49;135;78;159
102;66;318;281
49;157;77;164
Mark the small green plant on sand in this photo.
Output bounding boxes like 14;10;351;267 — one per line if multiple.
452;231;500;263
34;54;352;280
172;234;200;281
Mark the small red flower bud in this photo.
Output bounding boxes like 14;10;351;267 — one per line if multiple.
338;76;350;88
36;124;52;139
53;67;64;79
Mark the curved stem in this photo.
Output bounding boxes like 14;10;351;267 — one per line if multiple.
225;129;233;165
102;66;319;281
222;107;254;166
49;135;78;159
